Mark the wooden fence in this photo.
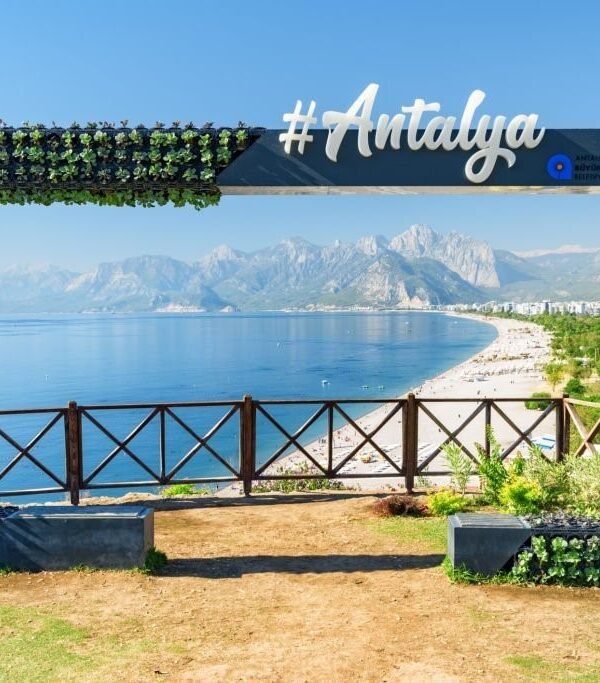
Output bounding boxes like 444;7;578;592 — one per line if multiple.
0;394;597;504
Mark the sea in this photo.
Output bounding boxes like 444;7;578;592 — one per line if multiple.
0;311;496;501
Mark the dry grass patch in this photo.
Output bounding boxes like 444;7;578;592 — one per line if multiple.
0;495;599;682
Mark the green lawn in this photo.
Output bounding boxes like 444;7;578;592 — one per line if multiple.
506;654;600;682
369;515;447;554
0;606;154;683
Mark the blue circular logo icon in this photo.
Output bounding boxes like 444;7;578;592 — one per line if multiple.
547;154;573;180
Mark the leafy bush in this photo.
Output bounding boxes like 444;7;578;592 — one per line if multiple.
161;483;210;498
564;378;586;397
427;490;468;516
544;362;565;391
252;463;345;493
474;428;583;514
477;444;600;516
443;442;473;495
508;453;526;477
253;477;344;493
565;452;600;515
512;535;600;586
476;428;508;505
446;535;600;587
521;447;569;510
372;494;428;518
142;547;167;575
566;358;591;380
499;476;543;515
524;392;552;410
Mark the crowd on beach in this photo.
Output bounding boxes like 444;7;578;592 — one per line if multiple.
220;316;553;495
256;316;553;489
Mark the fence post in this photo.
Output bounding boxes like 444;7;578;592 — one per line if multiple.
484;399;492;457
403;393;418;493
327;402;334;476
66;401;81;506
561;393;570;459
241;394;255;496
554;395;564;462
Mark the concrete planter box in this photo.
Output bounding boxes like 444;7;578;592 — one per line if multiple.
448;513;532;575
0;505;154;571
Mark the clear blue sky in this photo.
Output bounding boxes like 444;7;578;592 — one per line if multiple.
1;0;600;269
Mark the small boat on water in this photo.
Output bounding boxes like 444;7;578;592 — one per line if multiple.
361;384;369;389
321;379;329;386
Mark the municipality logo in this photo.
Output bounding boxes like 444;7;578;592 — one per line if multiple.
547;154;573;180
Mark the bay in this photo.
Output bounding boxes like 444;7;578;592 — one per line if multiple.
0;311;496;501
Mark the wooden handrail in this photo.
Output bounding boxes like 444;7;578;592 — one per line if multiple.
0;394;597;502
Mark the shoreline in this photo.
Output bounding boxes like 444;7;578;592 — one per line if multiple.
220;313;552;495
412;312;550;399
7;312;550;503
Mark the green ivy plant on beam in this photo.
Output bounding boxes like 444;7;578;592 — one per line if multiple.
0;121;254;210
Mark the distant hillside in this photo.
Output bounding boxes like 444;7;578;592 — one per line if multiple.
0;226;598;312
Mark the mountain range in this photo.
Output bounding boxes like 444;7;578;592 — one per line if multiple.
1;225;599;313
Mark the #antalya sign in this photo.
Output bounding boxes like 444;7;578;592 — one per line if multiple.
279;84;545;184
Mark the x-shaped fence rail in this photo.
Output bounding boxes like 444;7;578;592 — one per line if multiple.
79;401;243;492
416;397;561;475
254;399;405;480
0;394;596;502
564;397;600;457
0;408;68;496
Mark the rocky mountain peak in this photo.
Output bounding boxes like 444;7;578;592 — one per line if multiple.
4;225;586;313
203;244;243;262
389;224;437;257
356;234;389;256
275;237;318;263
389;224;498;288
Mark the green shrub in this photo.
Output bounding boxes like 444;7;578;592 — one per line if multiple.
252;462;345;493
141;547;167;575
521;447;569;510
427;490;468;516
499;476;543;515
161;483;210;498
252;476;344;493
449;536;600;587
507;453;526;477
564;378;586;397
512;535;600;586
544;362;565;391
524;392;552;410
476;428;508;505
443;443;473;495
565;452;600;515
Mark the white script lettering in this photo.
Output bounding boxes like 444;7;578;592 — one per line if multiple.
285;85;545;184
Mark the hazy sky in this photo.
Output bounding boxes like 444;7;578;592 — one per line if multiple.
1;0;600;269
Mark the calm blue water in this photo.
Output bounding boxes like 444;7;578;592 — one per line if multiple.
0;312;496;501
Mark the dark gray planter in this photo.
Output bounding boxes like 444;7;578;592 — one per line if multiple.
448;513;532;575
0;505;153;571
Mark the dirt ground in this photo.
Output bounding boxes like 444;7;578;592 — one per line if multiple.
2;493;600;682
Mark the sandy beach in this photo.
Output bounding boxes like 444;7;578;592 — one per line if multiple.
224;314;554;493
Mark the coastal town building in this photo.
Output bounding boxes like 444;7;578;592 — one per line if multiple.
439;300;600;316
